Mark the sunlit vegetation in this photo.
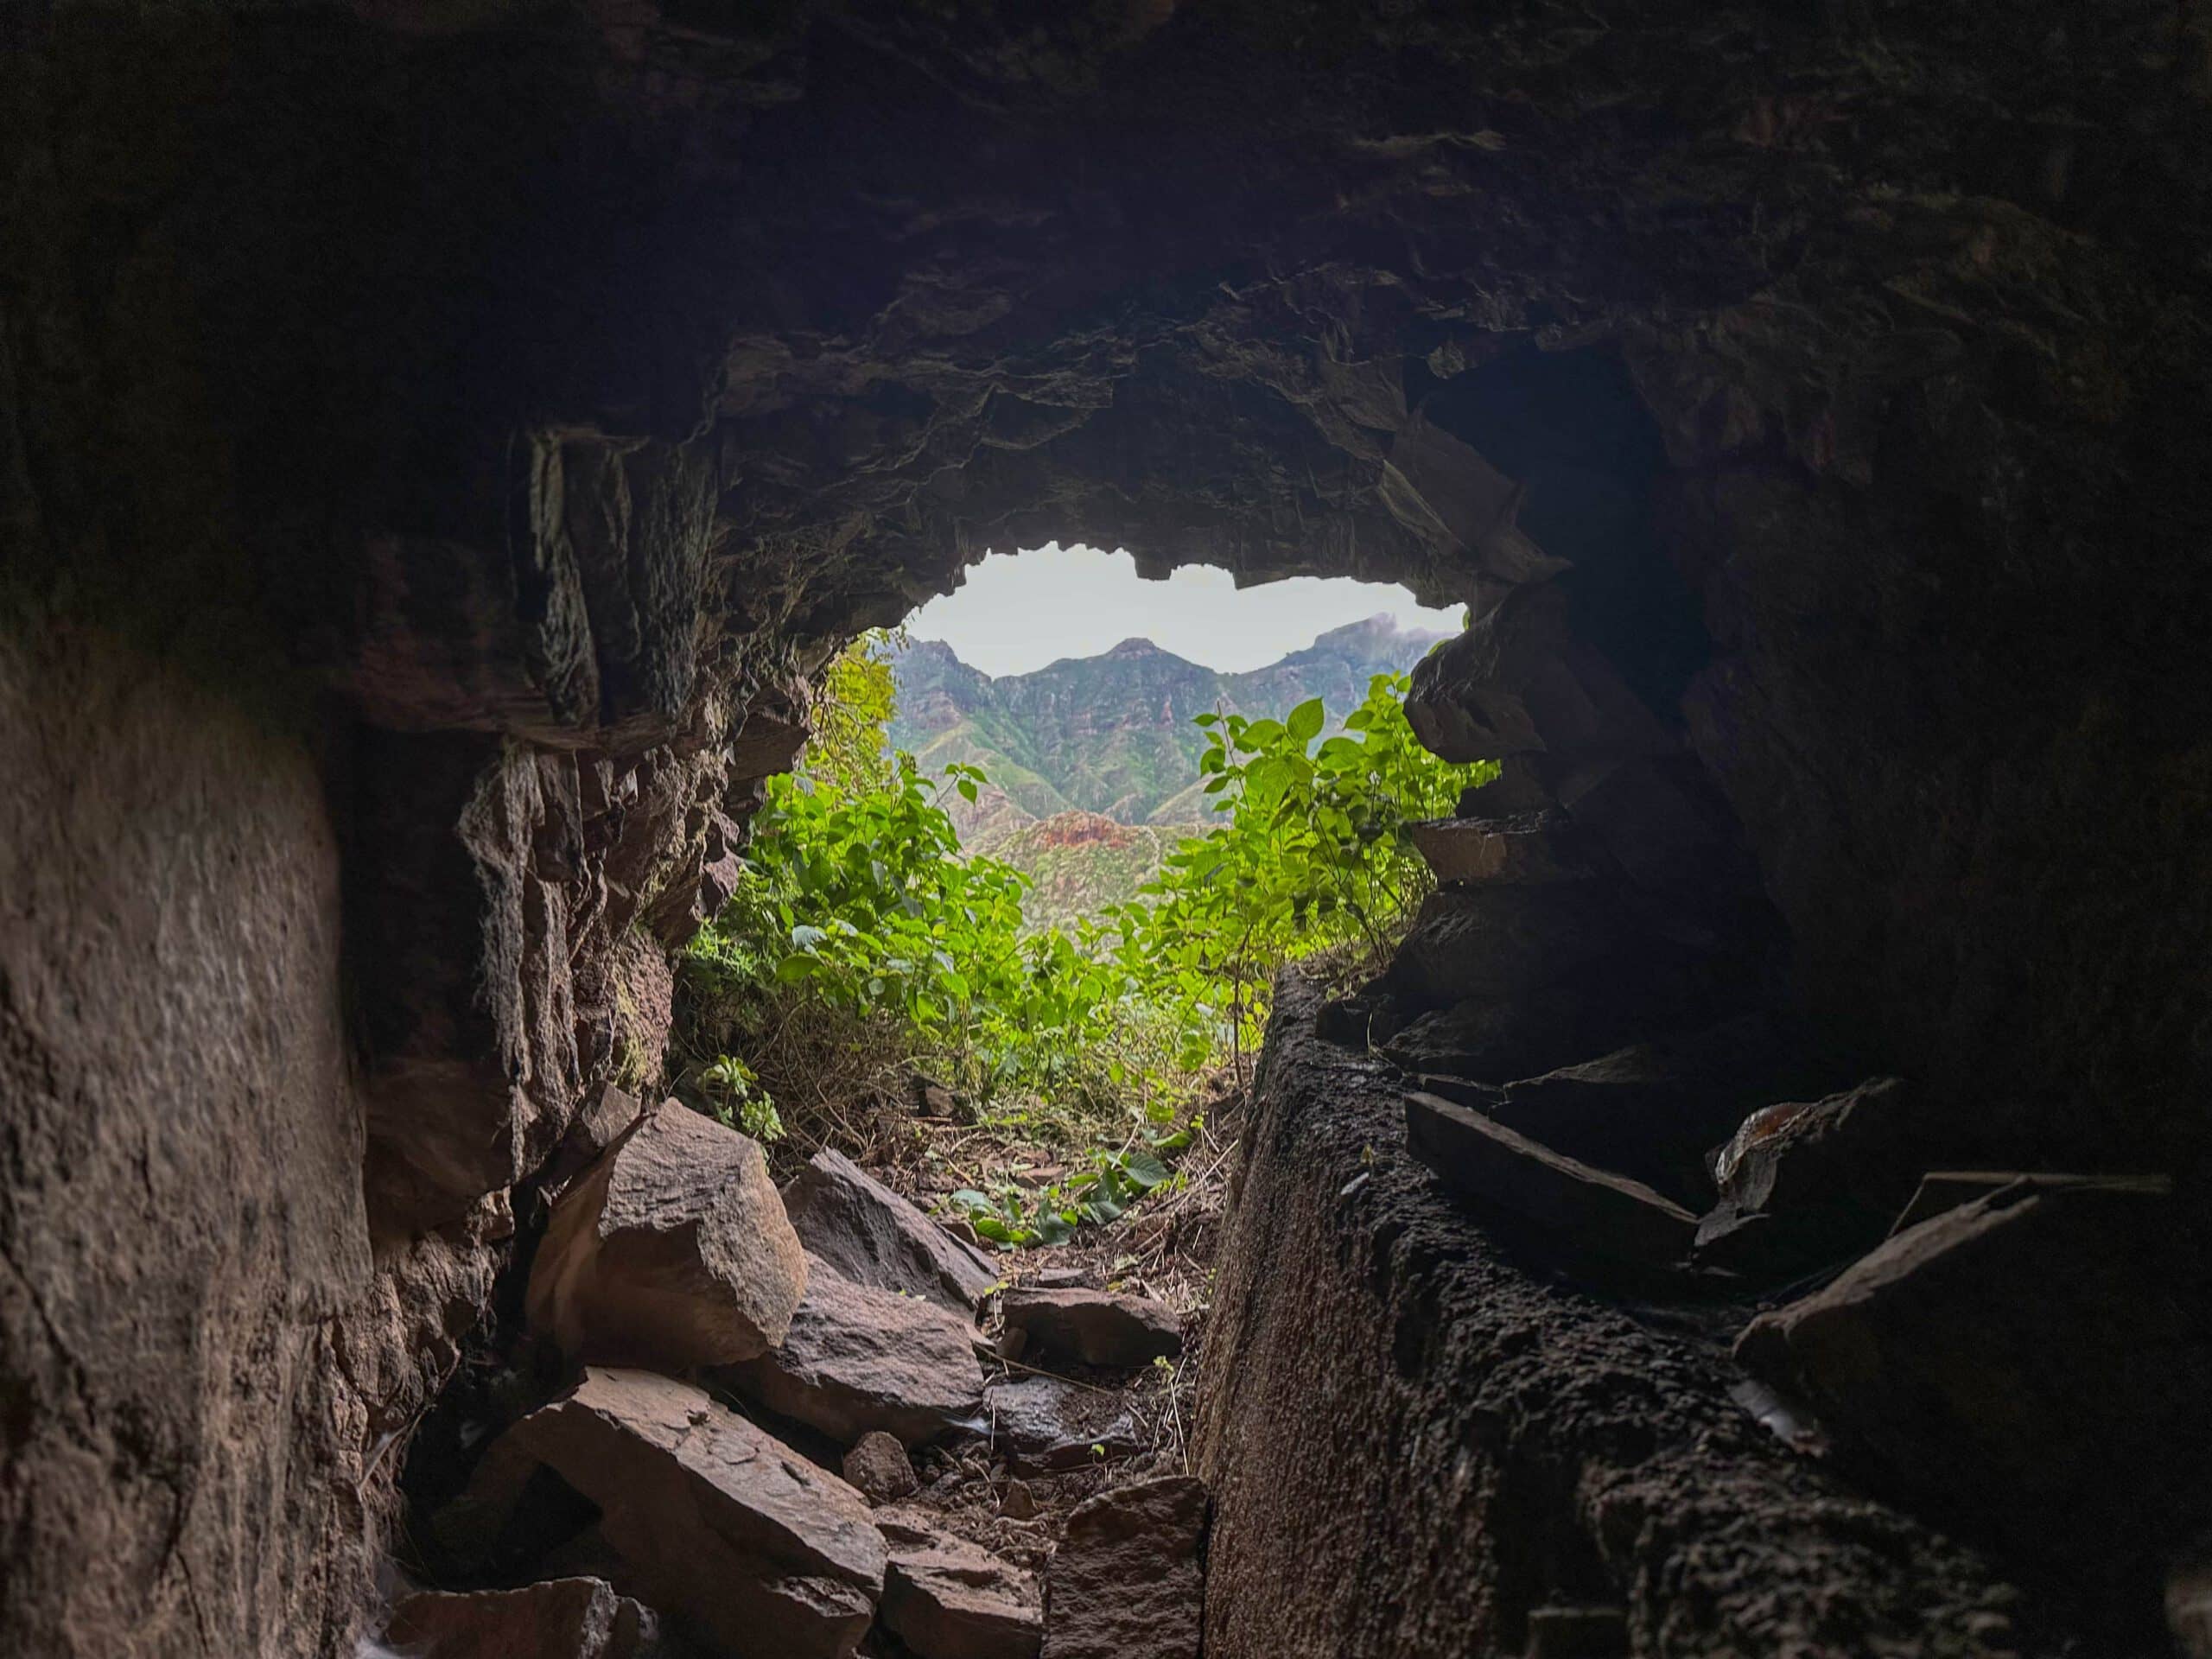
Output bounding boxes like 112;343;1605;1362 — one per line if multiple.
677;630;1494;1245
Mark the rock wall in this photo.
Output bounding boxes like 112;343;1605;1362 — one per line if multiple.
1198;986;2038;1656
3;0;2209;1652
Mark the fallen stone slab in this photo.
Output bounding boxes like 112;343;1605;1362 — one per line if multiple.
1735;1180;2212;1580
985;1376;1146;1475
842;1431;918;1503
879;1514;1043;1659
1405;1090;1697;1266
1000;1287;1181;1369
381;1579;658;1659
442;1369;886;1659
526;1105;806;1369
784;1149;1000;1313
1043;1476;1206;1659
718;1256;985;1446
1885;1169;2172;1236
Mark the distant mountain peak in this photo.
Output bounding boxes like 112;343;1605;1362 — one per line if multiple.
1103;637;1166;658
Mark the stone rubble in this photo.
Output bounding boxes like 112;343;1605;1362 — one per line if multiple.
380;1579;661;1659
1042;1476;1207;1659
785;1148;1002;1313
999;1287;1183;1370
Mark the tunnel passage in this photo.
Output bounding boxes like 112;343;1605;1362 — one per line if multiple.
5;3;2212;1656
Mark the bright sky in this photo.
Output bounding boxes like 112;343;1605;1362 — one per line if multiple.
906;544;1463;677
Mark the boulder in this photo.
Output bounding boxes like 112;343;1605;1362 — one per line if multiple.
1000;1288;1181;1369
1405;1090;1697;1266
1378;881;1627;1011
879;1515;1043;1659
842;1431;918;1503
986;1376;1147;1475
1735;1181;2212;1579
719;1257;985;1446
526;1106;806;1369
1043;1476;1206;1659
381;1579;658;1659
784;1149;1000;1313
441;1369;886;1659
1695;1077;1932;1275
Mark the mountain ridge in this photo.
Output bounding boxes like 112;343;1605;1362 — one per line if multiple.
888;613;1451;831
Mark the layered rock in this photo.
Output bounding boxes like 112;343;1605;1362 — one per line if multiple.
880;1515;1044;1659
381;1580;659;1659
1000;1288;1183;1370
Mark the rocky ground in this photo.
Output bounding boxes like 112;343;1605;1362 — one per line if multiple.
373;1087;1234;1659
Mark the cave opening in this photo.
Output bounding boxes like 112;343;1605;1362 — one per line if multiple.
6;5;2209;1656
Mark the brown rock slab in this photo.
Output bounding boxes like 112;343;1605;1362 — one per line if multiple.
1043;1476;1206;1659
842;1431;918;1503
986;1376;1147;1475
444;1368;886;1659
382;1579;658;1658
1000;1287;1182;1370
1405;1090;1697;1265
784;1149;1001;1313
526;1105;806;1369
719;1256;985;1446
879;1516;1043;1659
1735;1181;2212;1576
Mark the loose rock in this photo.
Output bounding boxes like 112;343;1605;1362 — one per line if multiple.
879;1515;1044;1659
1000;1287;1182;1369
442;1369;886;1659
1043;1476;1206;1659
382;1579;659;1659
526;1106;805;1369
1735;1180;2212;1579
985;1376;1147;1475
1408;810;1595;887
842;1431;919;1503
785;1149;1000;1312
1405;1090;1697;1266
719;1256;985;1446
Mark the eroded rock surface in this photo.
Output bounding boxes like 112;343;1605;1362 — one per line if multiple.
880;1515;1044;1659
1043;1477;1207;1659
526;1107;806;1370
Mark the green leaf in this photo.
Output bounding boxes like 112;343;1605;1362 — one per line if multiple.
1286;696;1325;744
774;953;819;982
1119;1147;1172;1189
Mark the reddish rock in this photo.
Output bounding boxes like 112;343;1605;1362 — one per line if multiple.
1408;811;1595;887
526;1106;806;1370
382;1579;658;1659
879;1516;1043;1659
842;1431;918;1503
442;1369;885;1659
784;1149;1001;1313
719;1257;984;1446
1000;1287;1182;1369
1043;1476;1207;1659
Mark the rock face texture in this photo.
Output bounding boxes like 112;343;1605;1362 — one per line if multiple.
525;1105;805;1369
782;1151;1002;1313
1043;1477;1208;1659
381;1579;660;1659
1199;987;2054;1657
3;1;2209;1653
999;1288;1184;1369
